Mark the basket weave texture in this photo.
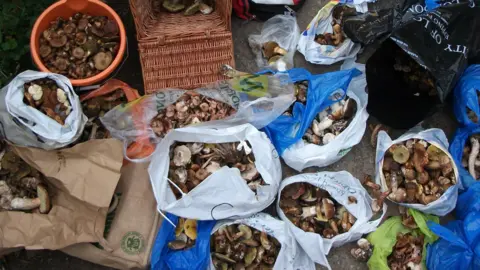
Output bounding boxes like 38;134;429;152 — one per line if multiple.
130;0;235;94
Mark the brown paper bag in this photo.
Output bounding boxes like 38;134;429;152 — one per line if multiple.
0;139;123;250
62;162;161;269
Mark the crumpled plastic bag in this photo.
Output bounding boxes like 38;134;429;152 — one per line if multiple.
367;209;439;270
0;70;87;149
150;213;216;270
276;171;387;270
101;73;294;162
449;125;480;190
281;64;368;171
148;123;282;220
426;181;480;270
263;68;361;157
208;213;316;270
248;15;300;71
297;1;361;65
454;65;480;128
375;128;460;216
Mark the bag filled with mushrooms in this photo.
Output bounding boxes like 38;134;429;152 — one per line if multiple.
264;67;366;171
297;2;361;65
0;70;87;149
362;209;439;270
248;15;300;71
276;171;387;270
375;128;460;216
148;123;282;220
208;213;316;270
449;125;480;190
101;69;294;162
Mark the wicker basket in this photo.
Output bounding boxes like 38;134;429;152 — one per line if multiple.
130;0;235;94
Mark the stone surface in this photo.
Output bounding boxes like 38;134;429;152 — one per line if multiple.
4;0;460;269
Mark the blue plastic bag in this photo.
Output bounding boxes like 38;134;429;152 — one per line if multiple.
426;213;480;270
454;65;480;127
456;182;480;220
151;213;216;270
263;68;361;155
449;126;480;189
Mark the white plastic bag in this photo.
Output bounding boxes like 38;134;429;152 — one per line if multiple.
148;123;282;220
282;65;368;171
276;171;387;270
248;15;300;71
0;70;86;149
297;1;361;65
101;74;294;162
375;128;460;216
208;213;316;270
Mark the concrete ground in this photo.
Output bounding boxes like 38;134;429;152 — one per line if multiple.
3;0;459;269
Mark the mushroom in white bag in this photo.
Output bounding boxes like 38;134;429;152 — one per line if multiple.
208;213;315;270
0;70;86;149
276;171;387;270
374;128;460;216
148;123;281;220
282;65;368;171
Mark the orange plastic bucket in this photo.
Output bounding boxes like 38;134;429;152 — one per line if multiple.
30;0;127;86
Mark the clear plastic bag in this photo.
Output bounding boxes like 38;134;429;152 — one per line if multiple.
248;15;300;71
100;73;294;162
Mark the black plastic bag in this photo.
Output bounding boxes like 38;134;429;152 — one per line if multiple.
366;1;480;128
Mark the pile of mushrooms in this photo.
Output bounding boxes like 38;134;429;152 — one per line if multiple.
211;224;281;269
24;79;71;125
168;141;264;199
261;41;288;67
461;135;480;180
388;233;424;270
81;90;127;141
362;174;389;214
314;5;354;46
303;94;357;146
0;144;50;214
350;238;373;262
382;139;456;205
39;13;120;79
153;0;214;15
150;94;236;138
283;81;307;116
280;182;357;238
393;48;436;97
168;218;198;250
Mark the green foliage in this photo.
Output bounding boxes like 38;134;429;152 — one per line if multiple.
0;0;54;87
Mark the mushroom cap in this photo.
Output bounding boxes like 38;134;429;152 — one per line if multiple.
72;47;85;59
54;57;69;71
184;219;197;240
333;24;342;33
173;145;192;167
104;20;119;36
392;145;410;164
39;45;52;58
322;198;335;219
93;51;113;71
49;34;67;48
75;32;87;45
163;0;186;12
262;41;280;59
240;163;259;181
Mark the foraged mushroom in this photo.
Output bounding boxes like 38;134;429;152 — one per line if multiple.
168;217;197;250
302;94;357;146
280;182;355;238
39;13;120;79
0;145;51;213
211;224;281;269
383;139;456;205
150;93;236;139
24;79;69;125
388;233;424;270
168;141;265;199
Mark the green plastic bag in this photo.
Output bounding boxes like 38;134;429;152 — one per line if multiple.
367;209;439;270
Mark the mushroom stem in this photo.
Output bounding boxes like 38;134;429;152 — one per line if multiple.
10;197;41;210
89;123;99;140
468;137;479;179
